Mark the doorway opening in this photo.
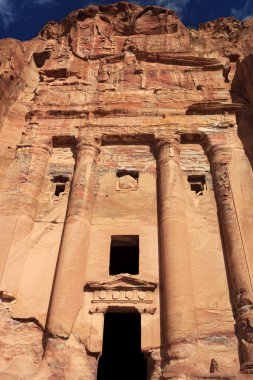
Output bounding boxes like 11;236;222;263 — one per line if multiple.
97;312;147;380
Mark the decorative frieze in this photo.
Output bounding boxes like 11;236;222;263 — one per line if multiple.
92;289;153;303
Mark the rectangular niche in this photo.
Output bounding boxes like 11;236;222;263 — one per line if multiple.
187;174;206;195
52;175;69;197
116;169;139;191
109;235;139;275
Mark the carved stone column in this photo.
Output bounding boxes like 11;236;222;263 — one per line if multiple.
206;136;253;374
156;135;198;375
47;136;100;338
0;141;52;296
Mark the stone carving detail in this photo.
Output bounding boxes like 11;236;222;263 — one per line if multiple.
236;315;253;344
235;312;253;374
207;144;232;202
77;136;101;156
155;134;181;170
86;275;157;310
215;165;231;201
234;288;253;309
93;289;153;303
155;134;180;156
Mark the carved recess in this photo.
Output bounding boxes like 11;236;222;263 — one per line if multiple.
85;275;157;314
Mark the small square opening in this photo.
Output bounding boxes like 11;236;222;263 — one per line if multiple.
188;175;206;195
55;184;65;196
116;170;139;191
52;175;69;197
109;235;139;275
190;183;202;193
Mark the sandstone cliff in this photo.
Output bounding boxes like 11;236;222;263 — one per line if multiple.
0;2;253;379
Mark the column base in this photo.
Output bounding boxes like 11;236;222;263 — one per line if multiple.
161;357;206;379
161;340;205;379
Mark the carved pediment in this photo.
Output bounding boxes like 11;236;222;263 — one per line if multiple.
85;274;157;291
85;275;157;307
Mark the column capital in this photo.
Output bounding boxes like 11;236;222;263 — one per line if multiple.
205;142;232;167
77;136;101;158
155;134;181;161
16;141;52;157
155;133;180;149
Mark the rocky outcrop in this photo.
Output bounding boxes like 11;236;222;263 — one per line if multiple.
0;2;253;379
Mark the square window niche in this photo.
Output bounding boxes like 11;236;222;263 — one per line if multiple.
52;175;69;197
109;235;139;275
116;170;139;191
187;174;206;195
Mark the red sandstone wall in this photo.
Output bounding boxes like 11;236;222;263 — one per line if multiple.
0;2;253;379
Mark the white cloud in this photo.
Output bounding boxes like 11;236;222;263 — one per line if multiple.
33;0;55;5
231;0;253;20
0;0;14;28
154;0;191;15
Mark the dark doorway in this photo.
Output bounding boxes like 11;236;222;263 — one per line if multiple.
109;235;139;275
97;313;147;380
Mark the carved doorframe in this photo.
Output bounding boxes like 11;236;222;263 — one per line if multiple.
84;275;157;355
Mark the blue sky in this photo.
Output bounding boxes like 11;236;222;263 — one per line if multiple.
0;0;253;40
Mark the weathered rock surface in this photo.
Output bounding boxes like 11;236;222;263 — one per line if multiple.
0;2;253;379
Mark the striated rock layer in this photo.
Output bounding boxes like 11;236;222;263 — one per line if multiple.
0;2;253;379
